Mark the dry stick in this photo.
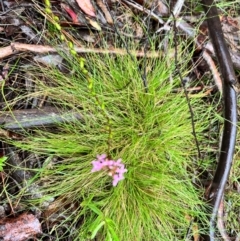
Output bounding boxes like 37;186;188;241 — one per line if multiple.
0;43;160;60
0;107;83;130
201;1;237;240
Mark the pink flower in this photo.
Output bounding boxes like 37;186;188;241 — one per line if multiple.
91;154;127;186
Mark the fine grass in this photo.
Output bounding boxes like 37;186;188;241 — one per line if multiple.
5;48;216;241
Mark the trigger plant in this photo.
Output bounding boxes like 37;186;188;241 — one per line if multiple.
7;51;215;241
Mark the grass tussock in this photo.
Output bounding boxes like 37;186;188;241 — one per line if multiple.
6;51;215;240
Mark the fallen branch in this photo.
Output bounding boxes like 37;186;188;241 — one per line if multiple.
0;42;160;60
0;106;83;130
201;0;238;240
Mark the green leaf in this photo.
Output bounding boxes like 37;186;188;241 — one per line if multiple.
106;231;113;241
86;203;103;216
90;221;105;239
107;226;119;241
106;218;119;241
0;156;7;171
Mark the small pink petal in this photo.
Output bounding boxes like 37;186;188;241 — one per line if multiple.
108;160;114;165
91;161;103;171
112;179;119;186
116;159;122;163
97;154;107;161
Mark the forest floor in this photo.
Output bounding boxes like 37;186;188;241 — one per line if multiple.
0;1;240;241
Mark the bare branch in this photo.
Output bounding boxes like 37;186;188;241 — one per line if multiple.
0;42;160;60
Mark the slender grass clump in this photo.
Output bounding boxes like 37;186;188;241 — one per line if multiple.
8;52;213;240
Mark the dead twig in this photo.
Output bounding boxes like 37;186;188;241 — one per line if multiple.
0;42;160;59
0;107;83;130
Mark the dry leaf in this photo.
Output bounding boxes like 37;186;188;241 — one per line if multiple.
75;0;96;17
61;3;79;23
156;0;169;16
96;0;113;24
86;17;102;31
33;54;63;67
